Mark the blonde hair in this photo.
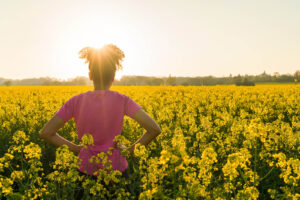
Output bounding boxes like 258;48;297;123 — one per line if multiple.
79;44;125;87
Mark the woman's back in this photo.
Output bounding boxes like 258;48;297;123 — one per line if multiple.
56;90;142;175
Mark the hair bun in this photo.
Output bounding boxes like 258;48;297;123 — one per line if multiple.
101;44;125;70
79;44;125;71
78;47;94;64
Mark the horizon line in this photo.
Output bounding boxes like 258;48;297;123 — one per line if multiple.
0;71;298;81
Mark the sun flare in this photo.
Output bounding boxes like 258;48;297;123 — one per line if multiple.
54;14;137;80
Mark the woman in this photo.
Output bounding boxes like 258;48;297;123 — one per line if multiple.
39;44;161;177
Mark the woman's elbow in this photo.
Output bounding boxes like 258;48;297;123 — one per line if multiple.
153;125;161;136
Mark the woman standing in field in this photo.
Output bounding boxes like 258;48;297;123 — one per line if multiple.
39;44;161;177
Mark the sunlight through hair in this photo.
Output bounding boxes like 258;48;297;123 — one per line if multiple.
79;44;125;88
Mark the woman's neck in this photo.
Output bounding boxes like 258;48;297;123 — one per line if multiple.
93;84;110;90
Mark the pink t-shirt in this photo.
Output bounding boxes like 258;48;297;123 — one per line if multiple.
56;90;142;175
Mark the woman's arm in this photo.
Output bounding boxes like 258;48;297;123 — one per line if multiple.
127;109;161;154
39;115;82;153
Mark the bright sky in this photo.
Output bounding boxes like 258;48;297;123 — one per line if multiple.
0;0;299;80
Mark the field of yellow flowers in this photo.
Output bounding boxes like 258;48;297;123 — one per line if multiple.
0;85;299;199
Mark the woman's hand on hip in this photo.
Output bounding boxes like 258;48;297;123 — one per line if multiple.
115;144;134;155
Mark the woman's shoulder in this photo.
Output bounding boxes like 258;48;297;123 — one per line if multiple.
73;92;86;99
66;92;88;103
106;91;136;104
107;90;128;99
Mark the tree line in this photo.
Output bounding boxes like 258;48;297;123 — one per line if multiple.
0;76;92;86
1;70;299;86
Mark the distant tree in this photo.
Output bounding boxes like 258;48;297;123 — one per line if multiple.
273;72;280;77
272;72;280;81
294;70;300;84
71;76;90;85
3;80;12;86
150;78;164;85
166;75;176;86
233;74;242;86
233;75;255;86
241;77;255;86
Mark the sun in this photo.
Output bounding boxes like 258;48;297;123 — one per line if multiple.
54;14;137;80
57;35;129;80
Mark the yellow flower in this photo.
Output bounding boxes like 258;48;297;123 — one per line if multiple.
81;133;94;148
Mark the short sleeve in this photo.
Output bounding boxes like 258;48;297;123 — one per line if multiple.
56;96;75;122
124;95;142;118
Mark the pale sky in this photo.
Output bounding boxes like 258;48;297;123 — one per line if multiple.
0;0;299;80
